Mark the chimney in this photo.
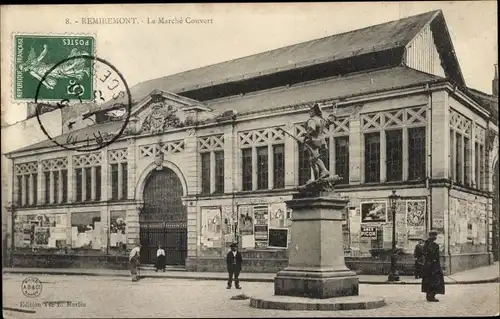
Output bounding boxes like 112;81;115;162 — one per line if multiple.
493;64;498;97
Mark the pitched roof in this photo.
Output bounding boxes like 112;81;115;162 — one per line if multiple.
207;66;444;115
117;10;441;106
12;66;444;154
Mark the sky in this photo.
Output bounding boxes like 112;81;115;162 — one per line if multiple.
1;2;498;126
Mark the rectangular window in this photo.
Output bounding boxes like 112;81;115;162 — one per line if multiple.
298;143;311;186
201;152;211;194
62;170;68;203
45;172;51;203
450;130;455;181
24;175;30;205
75;168;83;202
53;171;59;203
256;146;269;190
95;166;102;200
335;137;349;184
214;151;224;193
122;163;128;199
408;127;426;180
474;142;480;188
386;130;403;182
32;174;38;205
464;137;470;185
111;164;119;200
273;144;285;189
364;133;381;183
479;145;485;190
85;167;92;201
241;148;253;191
456;135;463;184
16;176;22;206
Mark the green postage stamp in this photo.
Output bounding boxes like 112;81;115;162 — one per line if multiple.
14;34;95;101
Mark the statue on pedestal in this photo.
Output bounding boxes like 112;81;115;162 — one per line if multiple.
279;103;342;194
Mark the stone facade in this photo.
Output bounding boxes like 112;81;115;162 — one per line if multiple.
5;85;498;275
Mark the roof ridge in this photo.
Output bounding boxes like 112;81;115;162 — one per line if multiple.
134;10;440;89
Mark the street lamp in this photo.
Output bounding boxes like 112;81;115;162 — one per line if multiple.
388;190;401;282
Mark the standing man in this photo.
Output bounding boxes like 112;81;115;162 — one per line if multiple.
304;103;333;183
421;231;445;302
413;238;425;279
226;243;243;289
129;243;142;282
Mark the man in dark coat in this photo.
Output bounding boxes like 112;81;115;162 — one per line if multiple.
226;243;243;289
413;238;425;279
421;231;445;302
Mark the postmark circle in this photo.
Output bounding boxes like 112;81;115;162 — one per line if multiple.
21;277;43;298
34;55;132;152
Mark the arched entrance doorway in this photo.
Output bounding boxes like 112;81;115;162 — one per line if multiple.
140;167;187;265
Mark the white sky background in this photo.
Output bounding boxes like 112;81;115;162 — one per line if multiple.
1;2;498;126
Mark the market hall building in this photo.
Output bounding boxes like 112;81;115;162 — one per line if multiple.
5;10;499;275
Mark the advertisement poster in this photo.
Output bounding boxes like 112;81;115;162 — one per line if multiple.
360;225;378;239
406;200;426;239
200;207;223;250
268;228;288;248
269;203;286;228
254;225;269;241
238;206;254;236
361;202;387;223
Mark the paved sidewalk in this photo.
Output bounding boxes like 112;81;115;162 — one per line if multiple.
3;262;499;285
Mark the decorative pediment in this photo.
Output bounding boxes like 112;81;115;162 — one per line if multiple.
135;89;212;134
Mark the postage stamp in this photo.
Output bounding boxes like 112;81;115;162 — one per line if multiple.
34;55;132;152
14;34;95;101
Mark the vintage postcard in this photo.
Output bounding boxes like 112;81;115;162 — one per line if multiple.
1;2;498;318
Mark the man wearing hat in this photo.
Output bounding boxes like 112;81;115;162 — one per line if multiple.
129;243;142;282
226;243;243;289
421;231;445;302
304;103;332;182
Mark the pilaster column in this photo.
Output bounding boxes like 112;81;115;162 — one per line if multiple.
82;168;87;201
101;147;109;201
118;163;123;199
184;133;199;196
210;151;216;193
283;123;296;188
67;154;74;202
252;146;257;191
126;203;141;249
127;140;136;199
348;115;361;184
380;130;386;183
91;167;96;201
402;128;409;181
37;162;43;204
430;91;450;179
329;137;335;175
223;125;235;194
21;175;26;206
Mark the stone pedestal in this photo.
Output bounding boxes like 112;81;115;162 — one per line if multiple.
274;193;358;299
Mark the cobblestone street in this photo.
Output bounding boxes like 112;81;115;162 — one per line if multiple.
3;274;499;318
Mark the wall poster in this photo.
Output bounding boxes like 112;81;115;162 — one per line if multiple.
360;225;378;239
406;200;426;240
200;207;223;251
360;202;387;223
268;228;288;248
